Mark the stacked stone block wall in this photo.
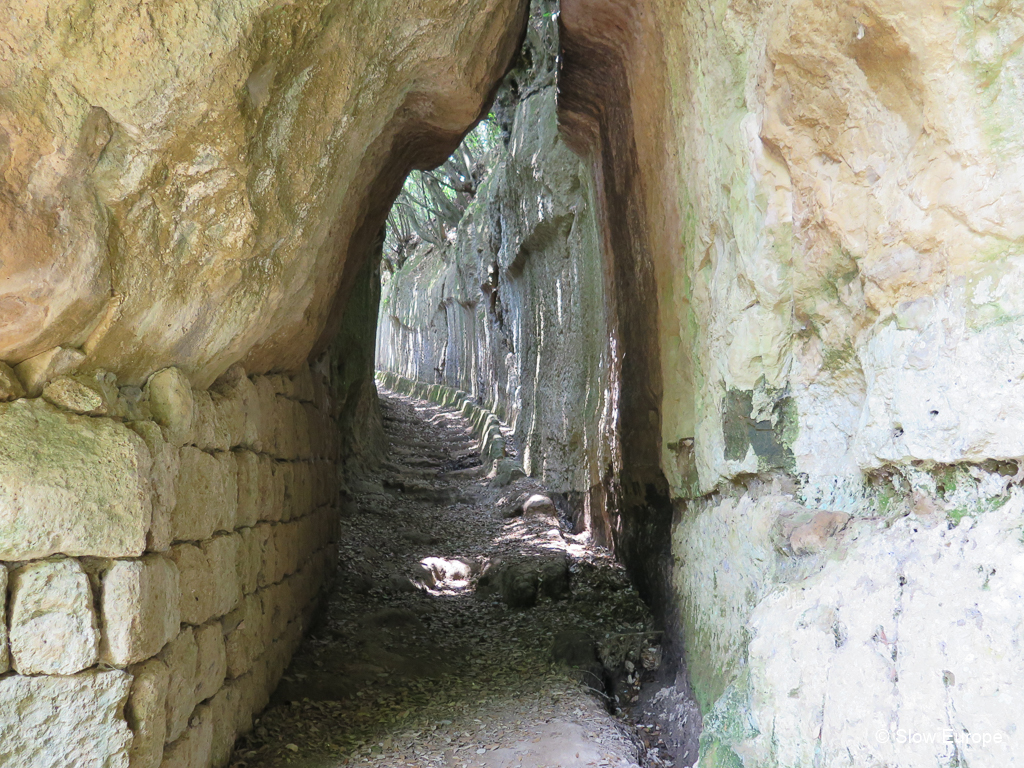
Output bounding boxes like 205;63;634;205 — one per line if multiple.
0;363;342;768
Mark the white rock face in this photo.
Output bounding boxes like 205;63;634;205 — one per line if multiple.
0;399;152;560
0;670;132;768
9;558;99;675
146;368;195;448
172;447;237;542
100;556;181;668
743;498;1024;767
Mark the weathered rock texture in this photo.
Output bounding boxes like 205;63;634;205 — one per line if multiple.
0;670;133;768
0;365;342;767
378;0;1024;765
553;0;1024;765
377;5;614;537
0;0;529;389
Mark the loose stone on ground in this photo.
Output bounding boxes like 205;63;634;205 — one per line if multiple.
230;390;666;767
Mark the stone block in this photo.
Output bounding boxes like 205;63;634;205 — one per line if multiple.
213;451;239;533
276;462;295;522
159;703;212;768
190;390;216;451
202;534;241;619
271;395;294;459
14;345;86;397
127;421;180;553
0;670;132;768
290;461;313;519
212;390;245;451
291;363;315;403
234;450;261;529
253;376;278;450
101;555;181;667
224;593;265;679
42;375;106;414
263;457;285;522
172;447;235;542
193;623;227;704
159;627;198;744
146;368;195;448
169;544;215;627
0;565;6;673
213;370;259;450
127;658;170;768
208;683;241;768
0;361;26;401
0;399;152;560
236;526;264;595
9;558;99;675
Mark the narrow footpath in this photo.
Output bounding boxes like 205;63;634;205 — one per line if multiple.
230;389;678;768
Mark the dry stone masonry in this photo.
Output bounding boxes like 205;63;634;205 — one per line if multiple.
0;364;342;768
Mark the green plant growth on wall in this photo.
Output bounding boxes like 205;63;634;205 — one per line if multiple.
383;120;502;272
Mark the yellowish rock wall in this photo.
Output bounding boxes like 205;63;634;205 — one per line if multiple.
0;364;342;768
0;0;529;389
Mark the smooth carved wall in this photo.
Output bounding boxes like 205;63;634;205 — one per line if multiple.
556;1;1024;765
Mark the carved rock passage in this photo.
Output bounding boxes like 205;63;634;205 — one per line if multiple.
0;0;529;388
553;1;1024;766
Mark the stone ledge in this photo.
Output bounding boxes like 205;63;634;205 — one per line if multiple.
375;371;507;466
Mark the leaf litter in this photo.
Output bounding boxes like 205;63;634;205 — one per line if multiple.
230;390;678;768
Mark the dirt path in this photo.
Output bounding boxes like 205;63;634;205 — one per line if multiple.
230;390;676;768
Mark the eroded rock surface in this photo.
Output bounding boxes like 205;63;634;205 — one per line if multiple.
0;0;529;388
0;670;132;768
0;399;152;560
377;5;612;538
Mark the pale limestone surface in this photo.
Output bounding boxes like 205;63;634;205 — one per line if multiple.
126;659;170;768
172;447;236;542
739;497;1024;768
127;420;180;553
0;670;132;768
100;556;181;668
14;347;86;398
193;623;227;704
209;684;242;768
146;368;195;448
9;558;99;675
0;361;25;401
169;544;216;627
377;85;610;496
201;534;242;620
159;627;199;744
0;399;152;560
160;703;213;768
234;450;261;529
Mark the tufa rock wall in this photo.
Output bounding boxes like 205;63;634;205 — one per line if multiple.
376;75;615;538
557;0;1024;765
0;0;529;389
0;364;342;768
